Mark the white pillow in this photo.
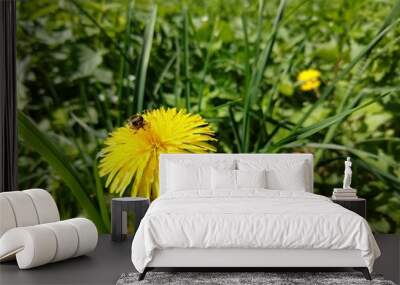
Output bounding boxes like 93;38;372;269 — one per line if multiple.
166;159;236;192
211;169;267;190
238;159;308;191
211;168;236;190
166;158;236;170
237;169;267;188
266;167;306;191
167;162;211;191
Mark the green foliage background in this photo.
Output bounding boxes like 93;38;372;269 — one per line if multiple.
17;0;400;233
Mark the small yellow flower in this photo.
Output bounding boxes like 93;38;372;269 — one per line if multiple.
98;108;216;199
297;69;321;91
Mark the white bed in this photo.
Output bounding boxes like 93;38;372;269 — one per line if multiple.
131;154;380;280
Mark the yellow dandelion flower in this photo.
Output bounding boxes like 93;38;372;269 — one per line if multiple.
297;69;321;91
98;108;216;200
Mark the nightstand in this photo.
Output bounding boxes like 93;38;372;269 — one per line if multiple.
111;197;150;242
331;198;366;218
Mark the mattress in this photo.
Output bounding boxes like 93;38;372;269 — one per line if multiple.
131;190;380;273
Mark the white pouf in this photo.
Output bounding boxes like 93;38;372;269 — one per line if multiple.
0;189;98;269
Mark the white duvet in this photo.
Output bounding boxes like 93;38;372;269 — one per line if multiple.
131;190;380;273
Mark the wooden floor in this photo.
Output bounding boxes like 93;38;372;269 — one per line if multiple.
0;234;398;285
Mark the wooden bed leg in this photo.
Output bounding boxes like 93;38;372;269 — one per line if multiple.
354;267;371;280
138;268;148;281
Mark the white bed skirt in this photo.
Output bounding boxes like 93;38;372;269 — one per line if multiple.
148;248;366;268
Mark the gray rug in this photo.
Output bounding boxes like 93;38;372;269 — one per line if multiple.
116;272;395;285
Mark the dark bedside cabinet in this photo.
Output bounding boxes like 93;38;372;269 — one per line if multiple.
331;198;366;218
111;197;150;242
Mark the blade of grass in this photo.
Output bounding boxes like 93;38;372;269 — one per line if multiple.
70;112;102;143
260;38;305;140
182;6;191;111
117;0;135;125
19;172;48;187
253;107;268;152
314;57;371;165
271;91;392;151
81;78;111;131
93;159;110;231
96;82;113;131
305;143;400;168
134;5;157;113
92;90;112;131
18;112;107;232
197;16;216;112
228;106;243;152
264;39;304;133
78;80;91;123
281;0;312;25
261;120;290;152
199;98;243;119
153;53;177;103
69;0;134;65
241;14;251;105
174;36;182;107
250;0;286;105
356;138;400;144
282;141;400;193
242;0;286;152
356;159;400;192
380;0;400;32
65;126;97;196
236;105;295;130
254;0;266;60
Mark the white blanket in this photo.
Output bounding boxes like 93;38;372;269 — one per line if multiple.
131;190;380;272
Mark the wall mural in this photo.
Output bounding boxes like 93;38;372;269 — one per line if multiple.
16;0;400;233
